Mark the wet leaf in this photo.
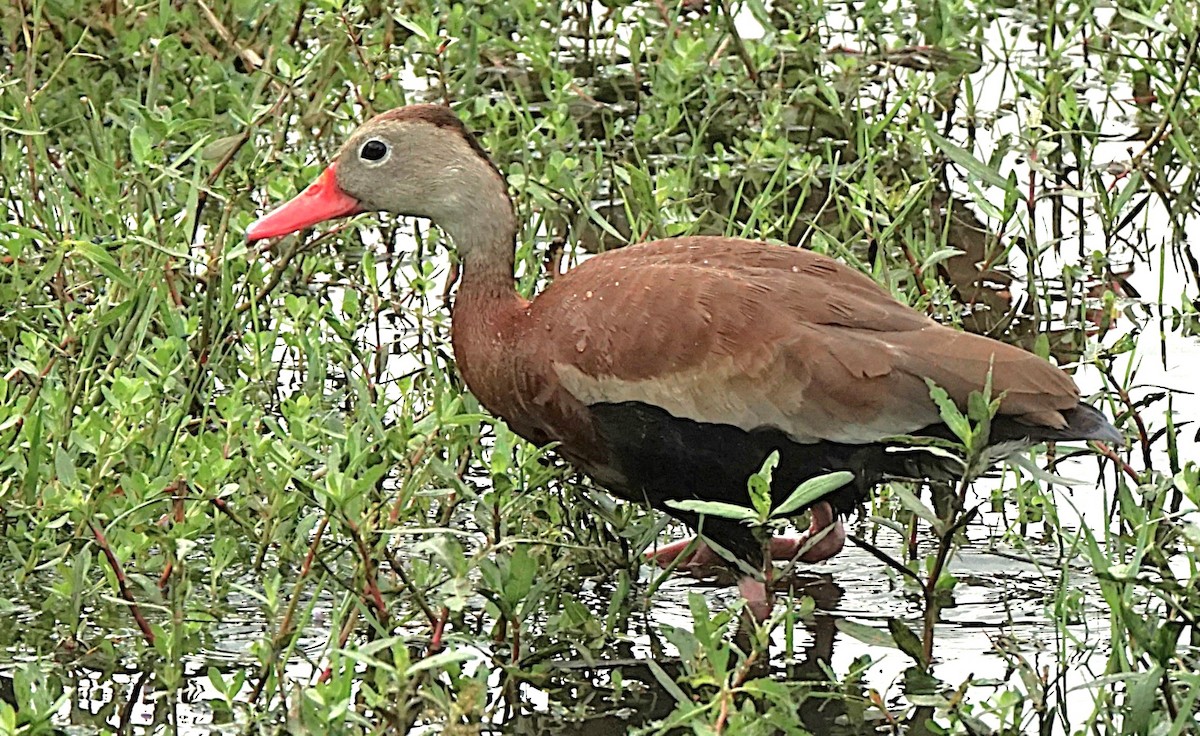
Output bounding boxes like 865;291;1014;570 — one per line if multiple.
835;619;898;649
666;499;757;522
888;619;928;667
773;471;854;517
893;486;943;533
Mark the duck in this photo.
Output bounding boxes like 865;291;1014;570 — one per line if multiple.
246;104;1123;617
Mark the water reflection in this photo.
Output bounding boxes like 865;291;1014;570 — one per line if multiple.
501;572;856;735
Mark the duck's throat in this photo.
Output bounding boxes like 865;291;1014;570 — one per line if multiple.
449;255;531;424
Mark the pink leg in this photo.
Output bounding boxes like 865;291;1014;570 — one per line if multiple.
738;576;773;622
643;535;724;571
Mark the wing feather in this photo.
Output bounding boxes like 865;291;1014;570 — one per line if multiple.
536;236;1078;444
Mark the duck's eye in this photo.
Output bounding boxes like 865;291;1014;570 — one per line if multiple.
359;138;389;164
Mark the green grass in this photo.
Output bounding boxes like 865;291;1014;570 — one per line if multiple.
2;0;1199;733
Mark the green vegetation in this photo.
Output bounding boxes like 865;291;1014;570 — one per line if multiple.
2;0;1198;733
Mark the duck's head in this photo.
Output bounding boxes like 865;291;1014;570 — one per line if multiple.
246;104;510;249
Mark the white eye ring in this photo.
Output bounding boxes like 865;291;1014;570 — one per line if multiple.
358;138;391;166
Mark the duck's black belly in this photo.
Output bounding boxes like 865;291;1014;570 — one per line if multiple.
585;401;957;564
576;399;1118;566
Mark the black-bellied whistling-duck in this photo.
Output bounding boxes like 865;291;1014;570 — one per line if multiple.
247;104;1123;616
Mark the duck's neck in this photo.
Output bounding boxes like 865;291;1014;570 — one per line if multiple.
441;186;523;310
435;162;521;303
455;251;529;339
442;183;530;415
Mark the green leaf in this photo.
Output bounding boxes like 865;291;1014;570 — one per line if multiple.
925;122;1016;194
404;649;475;676
925;380;971;444
666;499;758;522
919;246;965;271
934;570;958;592
902;666;942;698
888;619;928;667
207;666;227;696
504;545;536;608
1116;6;1171;32
73;241;134;289
835;619;899;649
0;703;14;733
966;390;991;424
748;451;778;520
773;471;853;517
54;446;77;487
1125;664;1163;736
645;659;691;705
893;486;943;533
202;134;244;162
584;204;631;244
130;125;151;164
392;13;436;43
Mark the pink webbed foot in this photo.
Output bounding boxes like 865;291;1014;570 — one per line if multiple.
643;501;847;571
645;501;848;615
791;500;847;563
643;535;723;572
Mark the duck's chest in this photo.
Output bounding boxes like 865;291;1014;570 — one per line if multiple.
447;311;577;444
452;321;539;433
448;281;637;493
